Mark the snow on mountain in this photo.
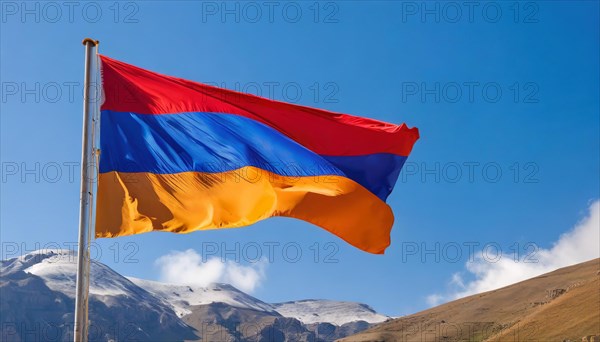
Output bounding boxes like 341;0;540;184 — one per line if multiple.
1;248;72;276
128;277;276;317
2;250;389;327
19;249;136;300
1;250;197;341
130;278;389;326
272;300;390;326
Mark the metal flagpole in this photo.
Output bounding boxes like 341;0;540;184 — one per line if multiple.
74;37;98;342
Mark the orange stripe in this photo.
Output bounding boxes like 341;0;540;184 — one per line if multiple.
95;167;394;254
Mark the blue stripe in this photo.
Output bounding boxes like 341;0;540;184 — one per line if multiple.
99;110;407;201
323;154;406;201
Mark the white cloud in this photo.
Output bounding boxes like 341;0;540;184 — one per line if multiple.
155;249;267;293
426;294;444;307
428;200;600;307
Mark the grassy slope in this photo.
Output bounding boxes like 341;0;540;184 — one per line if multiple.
339;258;599;342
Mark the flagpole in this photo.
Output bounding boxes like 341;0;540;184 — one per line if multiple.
74;37;98;342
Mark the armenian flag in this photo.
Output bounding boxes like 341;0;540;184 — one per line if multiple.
95;55;419;254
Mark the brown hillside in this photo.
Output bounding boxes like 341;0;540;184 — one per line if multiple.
339;258;599;342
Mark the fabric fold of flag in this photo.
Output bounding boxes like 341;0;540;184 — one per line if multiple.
96;55;419;254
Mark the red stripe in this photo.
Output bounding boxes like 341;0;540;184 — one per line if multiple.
100;55;419;157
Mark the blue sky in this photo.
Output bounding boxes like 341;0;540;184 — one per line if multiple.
1;1;599;316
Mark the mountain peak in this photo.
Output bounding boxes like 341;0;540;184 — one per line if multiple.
272;299;389;325
127;277;277;317
1;249;389;339
1;248;77;277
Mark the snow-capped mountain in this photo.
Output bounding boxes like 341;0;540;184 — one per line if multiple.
1;249;194;341
1;250;389;341
128;278;389;326
22;249;135;298
272;300;389;326
127;277;276;317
